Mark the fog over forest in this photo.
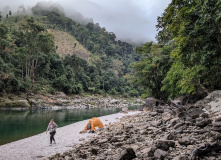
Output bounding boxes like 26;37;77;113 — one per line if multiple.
0;0;171;44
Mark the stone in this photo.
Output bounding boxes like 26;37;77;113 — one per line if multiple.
145;97;158;110
124;124;133;129
147;127;158;132
79;130;87;134
154;149;167;159
178;137;192;146
131;144;139;152
187;145;194;150
56;92;66;97
211;126;221;132
162;112;172;122
215;117;221;122
200;113;209;118
141;147;154;157
186;108;204;119
156;140;175;151
213;122;221;127
172;156;188;160
116;148;136;160
140;129;148;135
149;112;158;117
166;132;176;140
196;119;212;128
79;138;85;141
91;148;99;155
170;118;179;126
98;139;108;144
122;107;128;112
64;156;72;160
210;131;221;139
109;136;119;143
174;122;185;129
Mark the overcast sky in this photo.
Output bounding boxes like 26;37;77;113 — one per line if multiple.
0;0;171;44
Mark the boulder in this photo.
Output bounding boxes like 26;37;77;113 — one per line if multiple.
141;147;154;157
154;149;167;159
122;107;128;112
116;148;136;160
186;108;204;119
169;96;188;106
162;112;172;122
178;137;192;146
196;119;212;128
156;140;175;151
144;97;161;111
210;131;221;139
190;142;221;160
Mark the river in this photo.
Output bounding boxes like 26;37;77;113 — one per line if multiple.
0;106;138;145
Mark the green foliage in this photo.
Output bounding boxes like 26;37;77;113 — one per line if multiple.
155;0;221;97
0;6;141;97
131;42;173;100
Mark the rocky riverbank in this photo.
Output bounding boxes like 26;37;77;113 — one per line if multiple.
0;111;140;160
48;91;221;160
0;92;144;110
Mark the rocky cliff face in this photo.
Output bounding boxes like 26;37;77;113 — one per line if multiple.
47;91;221;160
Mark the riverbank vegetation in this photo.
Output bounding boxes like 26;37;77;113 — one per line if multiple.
131;0;221;100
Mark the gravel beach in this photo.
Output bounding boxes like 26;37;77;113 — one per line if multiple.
0;111;139;160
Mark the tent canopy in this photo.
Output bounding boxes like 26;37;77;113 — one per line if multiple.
84;117;104;130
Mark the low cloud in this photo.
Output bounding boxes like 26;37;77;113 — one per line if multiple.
0;0;171;44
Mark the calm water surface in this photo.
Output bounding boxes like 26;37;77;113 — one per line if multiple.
0;106;137;145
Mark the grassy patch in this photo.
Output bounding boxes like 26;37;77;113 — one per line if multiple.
48;29;91;60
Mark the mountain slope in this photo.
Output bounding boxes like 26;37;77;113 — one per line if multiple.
0;5;141;97
48;29;91;60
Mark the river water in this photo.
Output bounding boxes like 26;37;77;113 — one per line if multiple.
0;106;137;145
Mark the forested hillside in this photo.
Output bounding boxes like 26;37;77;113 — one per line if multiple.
0;3;140;97
131;0;221;100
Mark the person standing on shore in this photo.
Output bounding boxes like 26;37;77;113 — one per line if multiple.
46;119;58;146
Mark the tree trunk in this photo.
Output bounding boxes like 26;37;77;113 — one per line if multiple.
22;66;24;81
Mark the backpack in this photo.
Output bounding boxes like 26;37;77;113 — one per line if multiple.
87;123;91;129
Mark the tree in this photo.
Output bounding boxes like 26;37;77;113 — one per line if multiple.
0;23;9;50
131;42;173;99
157;0;221;97
20;17;55;90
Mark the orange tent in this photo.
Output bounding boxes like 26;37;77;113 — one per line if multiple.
84;117;104;130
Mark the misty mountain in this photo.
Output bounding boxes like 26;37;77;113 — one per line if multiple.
0;4;141;96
